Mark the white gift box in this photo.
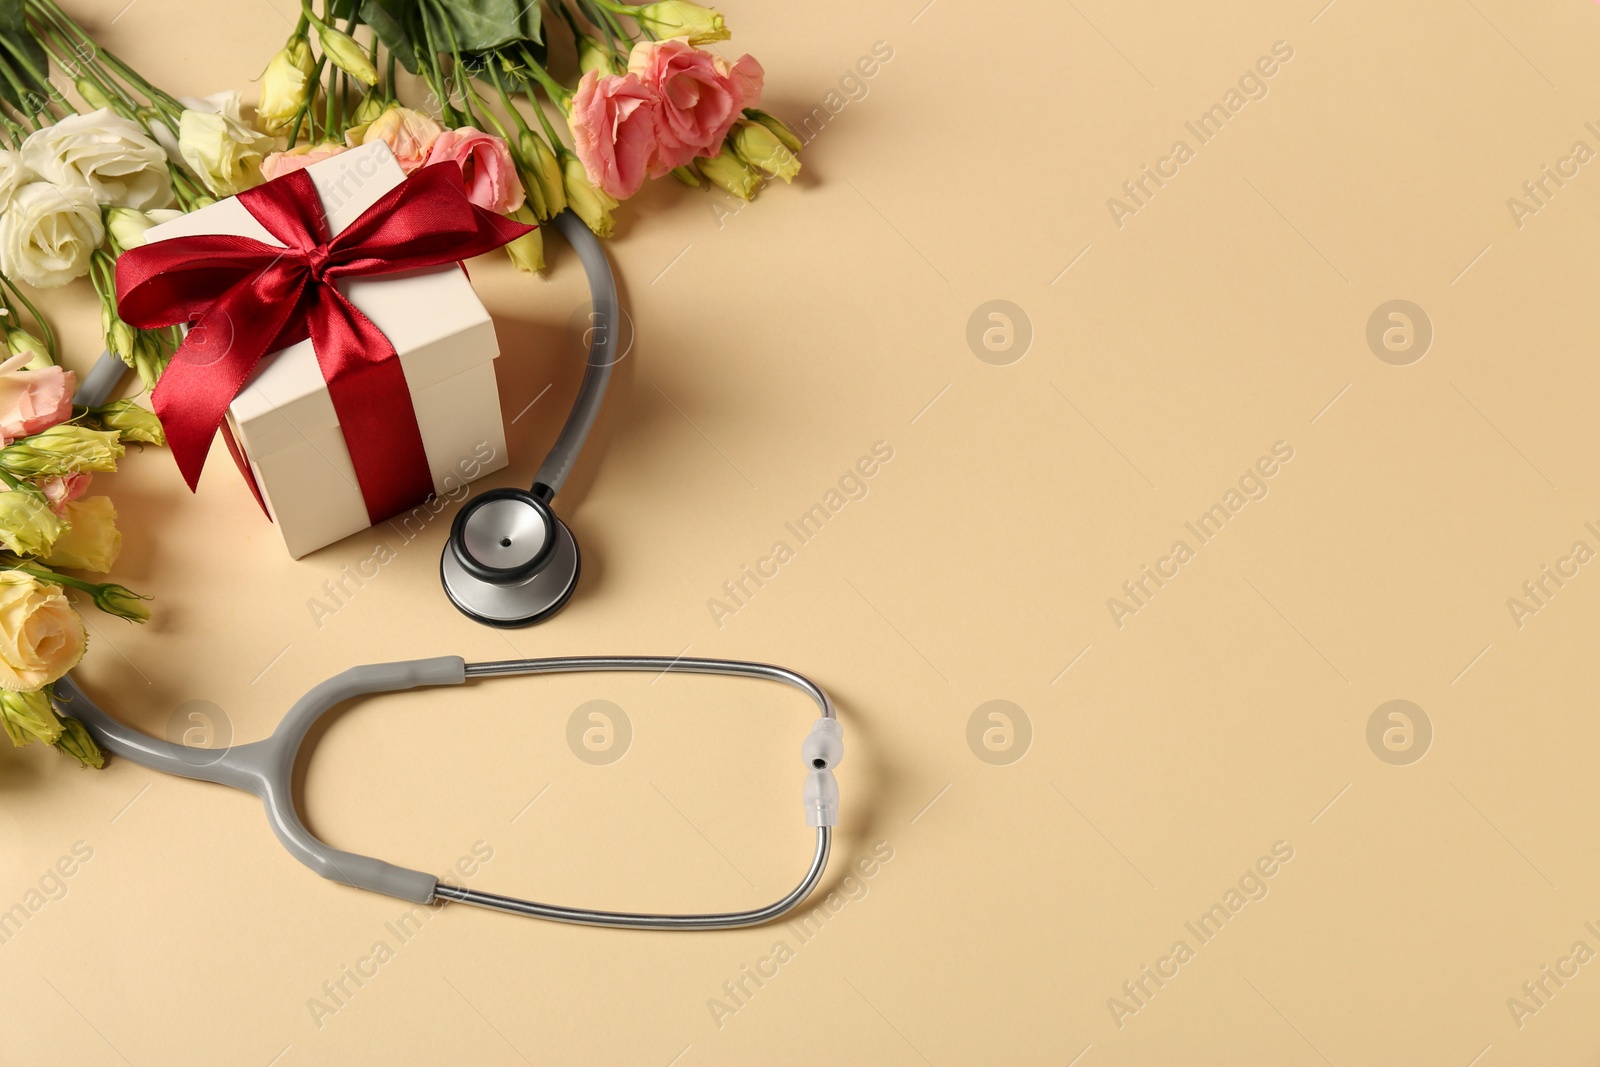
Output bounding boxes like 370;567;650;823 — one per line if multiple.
144;141;508;558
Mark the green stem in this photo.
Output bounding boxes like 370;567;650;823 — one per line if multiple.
0;31;63;116
487;59;534;139
34;29;131;117
415;3;464;125
29;0;182;118
523;73;568;148
585;0;638;45
571;0;617;54
5;561;101;597
320;0;337;134
426;0;501;134
286;51;327;148
516;45;572;110
0;51;42;124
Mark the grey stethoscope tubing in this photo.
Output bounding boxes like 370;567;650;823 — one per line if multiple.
54;655;843;930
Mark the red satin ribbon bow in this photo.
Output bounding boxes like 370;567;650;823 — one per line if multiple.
116;161;531;524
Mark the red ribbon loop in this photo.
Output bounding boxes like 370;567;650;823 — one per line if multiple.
116;161;532;525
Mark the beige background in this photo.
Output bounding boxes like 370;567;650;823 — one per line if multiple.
3;0;1599;1063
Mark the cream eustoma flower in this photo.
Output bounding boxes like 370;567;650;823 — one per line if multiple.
19;108;173;209
177;90;275;196
0;182;103;288
0;570;85;691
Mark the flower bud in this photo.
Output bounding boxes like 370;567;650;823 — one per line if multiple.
350;92;388;126
578;37;623;77
670;165;702;188
91;399;165;445
519;129;566;221
745;108;803;154
561;152;617;237
730;119;799;182
258;34;317;135
131;330;170;392
75;78;115;112
43;496;120;573
90;581;150;623
6;326;51;370
107;315;135;365
504;205;545;273
633;2;729;44
105;206;181;253
695;150;763;201
53;715;104;768
313;21;378;87
0;426;125;477
0;687;61;747
0;489;65;556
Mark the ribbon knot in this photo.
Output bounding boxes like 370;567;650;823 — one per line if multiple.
115;161;531;525
299;243;333;282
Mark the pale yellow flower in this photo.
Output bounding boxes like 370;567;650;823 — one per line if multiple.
0;571;85;691
44;497;120;573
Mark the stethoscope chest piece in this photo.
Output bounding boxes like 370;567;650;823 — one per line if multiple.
441;487;581;627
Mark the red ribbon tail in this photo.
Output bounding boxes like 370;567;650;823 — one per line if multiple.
220;419;271;518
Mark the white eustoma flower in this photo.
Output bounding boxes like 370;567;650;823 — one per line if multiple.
0;182;103;288
20;108;173;210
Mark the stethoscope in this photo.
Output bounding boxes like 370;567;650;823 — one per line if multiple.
59;211;844;930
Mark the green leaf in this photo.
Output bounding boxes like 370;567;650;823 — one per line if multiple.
0;0;50;112
432;0;541;53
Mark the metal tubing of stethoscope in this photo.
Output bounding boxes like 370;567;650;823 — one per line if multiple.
461;655;837;719
432;828;831;930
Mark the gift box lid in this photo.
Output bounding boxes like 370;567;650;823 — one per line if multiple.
142;140;499;458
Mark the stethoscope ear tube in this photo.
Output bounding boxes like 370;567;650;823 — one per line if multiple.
57;655;841;929
531;211;619;498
